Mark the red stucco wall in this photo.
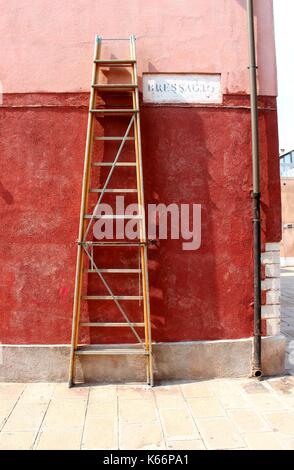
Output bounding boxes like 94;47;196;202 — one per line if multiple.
0;93;281;344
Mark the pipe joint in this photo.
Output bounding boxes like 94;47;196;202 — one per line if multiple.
251;367;263;380
251;191;261;200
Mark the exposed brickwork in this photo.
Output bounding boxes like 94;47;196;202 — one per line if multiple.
261;243;281;337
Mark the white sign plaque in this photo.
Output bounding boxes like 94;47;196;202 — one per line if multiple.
143;74;222;104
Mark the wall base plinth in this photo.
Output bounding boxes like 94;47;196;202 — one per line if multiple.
0;336;286;383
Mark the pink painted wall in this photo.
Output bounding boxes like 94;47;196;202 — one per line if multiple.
0;0;276;95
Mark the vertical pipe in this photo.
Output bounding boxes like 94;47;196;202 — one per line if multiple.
247;0;262;378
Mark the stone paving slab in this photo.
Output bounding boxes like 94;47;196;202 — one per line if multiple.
0;377;293;450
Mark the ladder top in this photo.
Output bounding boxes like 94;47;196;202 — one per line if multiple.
96;35;136;42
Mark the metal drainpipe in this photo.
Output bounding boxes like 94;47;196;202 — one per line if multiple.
247;0;262;378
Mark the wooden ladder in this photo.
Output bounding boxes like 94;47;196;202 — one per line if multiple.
68;35;153;387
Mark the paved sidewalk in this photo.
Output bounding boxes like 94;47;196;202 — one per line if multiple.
0;377;294;450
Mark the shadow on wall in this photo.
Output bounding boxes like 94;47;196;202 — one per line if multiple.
0;181;14;205
260;106;281;244
141;103;220;342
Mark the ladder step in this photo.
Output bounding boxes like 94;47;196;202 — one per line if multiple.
90;109;138;116
92;84;138;92
84;214;143;220
92;162;136;167
80;322;145;327
75;346;147;356
95;136;135;141
94;59;136;66
85;268;141;273
89;188;137;193
82;295;144;300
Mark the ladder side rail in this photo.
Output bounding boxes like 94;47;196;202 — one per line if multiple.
130;35;154;386
68;36;101;387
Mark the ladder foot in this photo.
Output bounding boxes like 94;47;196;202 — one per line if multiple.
149;378;154;387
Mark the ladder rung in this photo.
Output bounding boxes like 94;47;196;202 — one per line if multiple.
94;60;136;66
95;137;135;141
80;322;145;327
82;295;144;300
99;39;132;42
92;162;136;167
89;188;137;193
85;268;141;273
80;241;147;247
90;109;138;116
75;346;147;356
84;214;143;220
92;84;138;92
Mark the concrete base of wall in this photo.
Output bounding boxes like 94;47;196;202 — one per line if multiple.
0;336;286;383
